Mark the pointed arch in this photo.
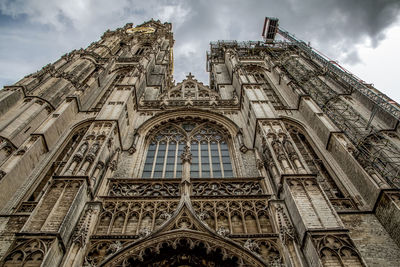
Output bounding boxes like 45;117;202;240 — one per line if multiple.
281;118;357;210
100;230;266;267
138;112;239;179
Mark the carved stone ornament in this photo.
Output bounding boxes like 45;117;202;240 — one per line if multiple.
240;144;248;153
108;159;117;171
72;207;95;247
108;181;179;197
192;181;263;196
138;226;152;238
83;257;95;267
86;142;100;162
276;205;295;244
109;241;123;253
180;145;192;163
256;158;264;169
198;211;210;221
159;211;172;221
244;239;260;254
217;226;230;237
128;145;136;154
104;232;264;267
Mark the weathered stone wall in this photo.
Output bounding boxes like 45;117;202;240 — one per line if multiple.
341;213;400;266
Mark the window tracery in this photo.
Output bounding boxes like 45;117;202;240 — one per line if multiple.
142;119;233;178
191;180;263;196
313;234;364;267
192;199;273;235
2;238;54;267
95;200;178;236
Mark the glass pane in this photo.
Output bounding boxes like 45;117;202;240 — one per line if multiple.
191;142;198;163
144;164;153;171
200;143;208;150
213;163;221;171
191;164;199;171
147;150;155;157
211;149;219;157
154;164;163;171
202;157;210;163
223;163;232;170
176;171;182;178
210;142;218;150
178;142;185;150
202;171;210;177
212;155;219;163
153;171;162;178
224;170;233;177
214;171;222;178
157;150;165;157
158;143;166;151
165;172;173;178
144;157;153;166
168;143;176;152
176;162;182;171
222;156;231;163
191;171;199;178
142;171;151;178
220;150;229;157
148;143;157;151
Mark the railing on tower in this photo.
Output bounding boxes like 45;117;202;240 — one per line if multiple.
262;17;400;123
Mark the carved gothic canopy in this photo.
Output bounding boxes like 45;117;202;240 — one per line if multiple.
158;73;220;102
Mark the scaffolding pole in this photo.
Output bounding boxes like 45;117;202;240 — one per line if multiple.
276;27;400;122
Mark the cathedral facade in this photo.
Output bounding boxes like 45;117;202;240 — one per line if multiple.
0;20;399;266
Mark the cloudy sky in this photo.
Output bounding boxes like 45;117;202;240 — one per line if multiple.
0;0;399;101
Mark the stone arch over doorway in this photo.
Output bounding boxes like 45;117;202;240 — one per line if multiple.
100;230;266;266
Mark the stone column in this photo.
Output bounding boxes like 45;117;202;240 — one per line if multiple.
180;143;192;196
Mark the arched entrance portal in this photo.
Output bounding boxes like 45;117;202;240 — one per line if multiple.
100;231;266;267
125;238;238;266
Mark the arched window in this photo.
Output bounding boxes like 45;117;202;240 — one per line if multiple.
142;119;233;178
142;125;185;178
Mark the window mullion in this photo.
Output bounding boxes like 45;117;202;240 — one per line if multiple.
151;142;159;178
174;142;178;178
208;141;213;178
218;141;224;178
162;141;169;178
199;142;202;178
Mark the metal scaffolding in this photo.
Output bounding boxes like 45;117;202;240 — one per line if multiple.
258;17;400;187
266;37;400;188
277;27;400;122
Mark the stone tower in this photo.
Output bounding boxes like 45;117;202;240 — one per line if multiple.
0;19;399;266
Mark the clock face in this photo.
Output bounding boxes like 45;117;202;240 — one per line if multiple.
126;26;155;34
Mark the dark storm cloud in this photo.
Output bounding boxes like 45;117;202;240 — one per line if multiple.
169;0;400;82
0;0;399;92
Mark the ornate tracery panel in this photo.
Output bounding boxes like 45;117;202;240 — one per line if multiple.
142;119;234;178
285;122;357;210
